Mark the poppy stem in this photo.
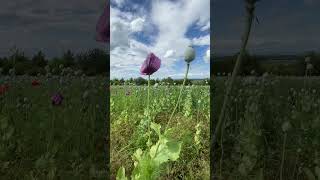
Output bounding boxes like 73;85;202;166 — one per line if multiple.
212;0;257;151
147;75;151;141
165;63;190;131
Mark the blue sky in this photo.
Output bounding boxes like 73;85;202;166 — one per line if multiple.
213;0;320;56
110;0;210;79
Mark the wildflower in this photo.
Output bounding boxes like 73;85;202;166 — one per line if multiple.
0;84;9;95
51;93;63;105
32;80;40;86
140;53;161;75
184;45;195;63
96;0;110;43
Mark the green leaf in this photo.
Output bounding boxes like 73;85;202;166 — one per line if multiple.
150;122;161;138
116;167;127;180
149;138;182;165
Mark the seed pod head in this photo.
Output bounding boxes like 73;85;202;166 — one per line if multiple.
307;63;313;70
282;121;292;132
184;45;195;63
305;56;311;63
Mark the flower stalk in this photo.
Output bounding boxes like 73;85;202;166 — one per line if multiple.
213;0;259;148
165;63;190;131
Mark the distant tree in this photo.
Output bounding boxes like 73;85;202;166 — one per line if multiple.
135;77;147;85
162;77;174;84
62;50;75;67
119;78;125;85
32;50;47;68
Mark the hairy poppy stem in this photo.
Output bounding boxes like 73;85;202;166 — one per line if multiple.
212;0;257;150
147;75;151;142
280;133;287;180
165;63;190;131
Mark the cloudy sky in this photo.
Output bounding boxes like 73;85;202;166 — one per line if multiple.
213;0;320;56
110;0;210;79
0;0;106;58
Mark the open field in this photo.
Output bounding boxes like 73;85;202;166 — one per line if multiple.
0;76;107;179
212;76;320;180
110;85;210;179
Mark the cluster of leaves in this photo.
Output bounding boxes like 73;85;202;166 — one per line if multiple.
111;85;210;179
117;123;182;180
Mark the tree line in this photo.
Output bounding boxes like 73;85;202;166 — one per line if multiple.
211;51;320;76
0;47;108;76
110;77;210;86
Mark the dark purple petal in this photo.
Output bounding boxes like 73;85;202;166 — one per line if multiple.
96;1;110;43
51;93;63;106
140;53;161;75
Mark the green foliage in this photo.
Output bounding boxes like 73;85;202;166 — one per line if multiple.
117;122;182;180
0;77;106;179
213;76;320;179
111;85;210;179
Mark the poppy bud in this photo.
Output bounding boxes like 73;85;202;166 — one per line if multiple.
184;46;195;63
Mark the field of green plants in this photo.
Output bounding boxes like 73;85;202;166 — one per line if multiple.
0;75;107;179
212;75;320;180
110;85;210;179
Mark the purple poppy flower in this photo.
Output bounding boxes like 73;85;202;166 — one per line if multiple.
51;93;63;106
96;0;110;43
140;53;161;75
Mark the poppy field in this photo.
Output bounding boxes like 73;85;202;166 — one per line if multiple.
0;75;107;179
212;75;320;180
110;84;210;179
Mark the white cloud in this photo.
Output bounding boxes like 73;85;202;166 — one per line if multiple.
164;50;176;58
110;0;210;79
112;0;125;7
192;35;210;46
200;21;210;31
204;49;210;63
130;17;145;32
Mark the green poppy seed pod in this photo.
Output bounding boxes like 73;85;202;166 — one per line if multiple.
305;57;311;63
307;63;313;70
184;46;195;63
282;121;292;132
